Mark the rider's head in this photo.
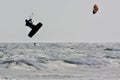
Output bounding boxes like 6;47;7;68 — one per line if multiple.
25;19;28;22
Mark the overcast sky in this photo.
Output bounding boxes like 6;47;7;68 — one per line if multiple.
0;0;120;42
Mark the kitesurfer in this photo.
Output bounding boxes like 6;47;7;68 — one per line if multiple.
25;18;43;38
25;19;35;29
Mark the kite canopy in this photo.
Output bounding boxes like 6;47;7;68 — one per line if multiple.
93;4;99;14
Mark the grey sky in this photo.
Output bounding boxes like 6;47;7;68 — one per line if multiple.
0;0;120;42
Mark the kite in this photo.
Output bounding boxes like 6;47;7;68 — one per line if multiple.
93;4;99;14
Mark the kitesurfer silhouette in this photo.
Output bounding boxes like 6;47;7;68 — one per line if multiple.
25;18;43;38
25;19;35;29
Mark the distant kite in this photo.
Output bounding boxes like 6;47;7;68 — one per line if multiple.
93;4;99;14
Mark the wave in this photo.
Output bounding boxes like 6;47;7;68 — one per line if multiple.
0;43;120;71
64;57;108;65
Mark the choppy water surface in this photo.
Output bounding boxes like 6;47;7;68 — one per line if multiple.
0;42;120;80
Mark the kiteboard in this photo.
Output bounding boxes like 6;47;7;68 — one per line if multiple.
28;22;42;38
